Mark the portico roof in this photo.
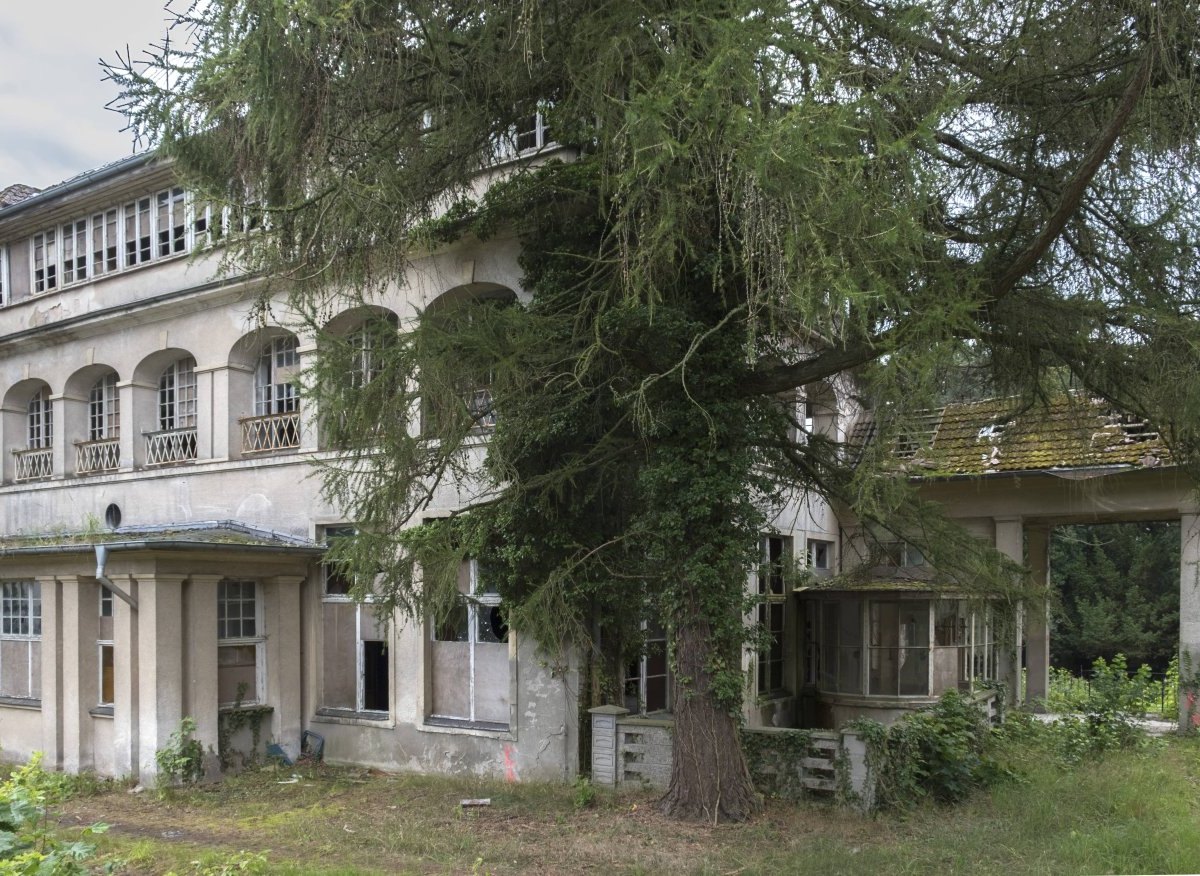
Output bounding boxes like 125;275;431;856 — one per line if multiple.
852;394;1172;478
0;520;324;558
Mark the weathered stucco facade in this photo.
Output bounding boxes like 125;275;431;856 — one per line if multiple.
0;152;1193;787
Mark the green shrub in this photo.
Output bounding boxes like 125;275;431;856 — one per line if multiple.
853;690;1007;809
156;717;205;786
0;753;108;874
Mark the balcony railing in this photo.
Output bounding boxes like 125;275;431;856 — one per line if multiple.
13;447;53;481
240;411;300;454
75;438;120;475
144;428;198;466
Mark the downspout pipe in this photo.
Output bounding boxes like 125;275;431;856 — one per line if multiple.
94;544;137;610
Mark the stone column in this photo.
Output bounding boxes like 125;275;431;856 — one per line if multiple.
36;576;62;769
60;576;98;773
202;364;253;462
296;341;321;452
50;393;74;477
193;368;215;462
1179;512;1200;730
184;574;222;774
264;576;306;760
112;577;139;778
993;517;1025;707
1024;526;1052;709
135;576;184;782
122;379;156;469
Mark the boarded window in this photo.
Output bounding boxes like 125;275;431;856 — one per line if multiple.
429;560;509;728
0;581;40;700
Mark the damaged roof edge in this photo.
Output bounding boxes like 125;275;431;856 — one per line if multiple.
0;539;325;558
0;153;158;222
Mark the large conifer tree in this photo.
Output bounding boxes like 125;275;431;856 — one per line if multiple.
111;0;1200;820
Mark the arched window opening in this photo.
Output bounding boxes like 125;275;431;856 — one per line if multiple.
243;336;301;453
147;357;198;465
77;373;120;474
14;388;53;481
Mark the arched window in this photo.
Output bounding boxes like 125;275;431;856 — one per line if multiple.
26;388;52;449
254;336;300;415
347;326;381;389
88;374;119;441
159;357;197;431
146;357;198;465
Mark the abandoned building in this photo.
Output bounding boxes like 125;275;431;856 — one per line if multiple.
0;148;1196;787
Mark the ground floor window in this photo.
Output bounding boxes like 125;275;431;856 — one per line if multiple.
218;579;263;705
623;621;671;714
98;643;114;706
0;581;40;700
429;559;510;728
756;535;789;697
805;597;997;698
321;601;390;714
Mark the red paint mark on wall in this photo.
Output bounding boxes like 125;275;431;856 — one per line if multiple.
1188;692;1200;726
503;744;519;783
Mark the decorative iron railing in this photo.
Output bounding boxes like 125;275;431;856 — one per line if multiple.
240;411;301;453
12;447;52;481
144;428;197;466
75;439;120;474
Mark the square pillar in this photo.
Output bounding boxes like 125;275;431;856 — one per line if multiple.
1180;512;1200;730
185;574;221;771
121;380;156;470
36;576;62;770
1025;526;1052;709
112;577;139;778
264;576;305;760
993;517;1025;707
60;577;98;772
135;576;184;782
297;341;320;452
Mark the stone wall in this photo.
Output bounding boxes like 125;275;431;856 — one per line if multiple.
588;706;873;810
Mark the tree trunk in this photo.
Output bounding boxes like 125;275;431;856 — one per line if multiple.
659;612;762;822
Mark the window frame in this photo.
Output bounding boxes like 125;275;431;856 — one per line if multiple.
622;620;672;715
318;525;391;717
26;388;52;450
805;596;998;698
428;558;511;729
0;580;41;701
755;535;789;699
158;357;198;431
217;579;264;706
254;336;300;416
88;373;120;441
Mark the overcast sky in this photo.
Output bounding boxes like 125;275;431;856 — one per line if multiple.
0;1;173;191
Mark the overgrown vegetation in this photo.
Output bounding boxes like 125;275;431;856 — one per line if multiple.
50;740;1200;875
0;754;107;874
156;717;206;787
1051;523;1180;672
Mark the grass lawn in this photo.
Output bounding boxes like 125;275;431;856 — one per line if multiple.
54;734;1200;875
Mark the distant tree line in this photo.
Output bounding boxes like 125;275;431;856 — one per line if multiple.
1050;523;1179;673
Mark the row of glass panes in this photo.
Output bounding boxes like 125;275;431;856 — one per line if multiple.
18;189;263;299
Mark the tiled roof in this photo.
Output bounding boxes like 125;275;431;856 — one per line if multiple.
862;394;1171;478
0;184;40;208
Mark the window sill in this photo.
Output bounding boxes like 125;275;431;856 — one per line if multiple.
0;697;40;710
89;705;114;718
312;708;393;728
421;716;513;739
